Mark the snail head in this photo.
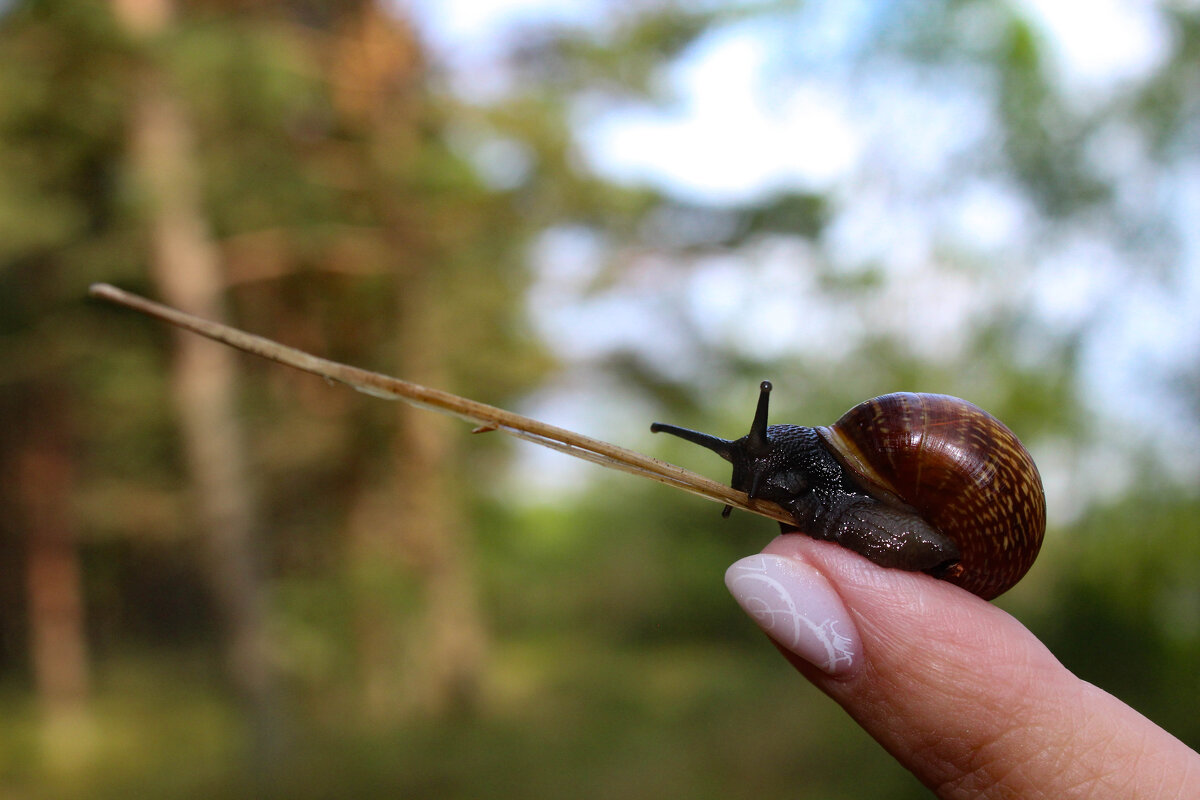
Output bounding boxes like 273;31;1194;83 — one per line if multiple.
651;381;815;516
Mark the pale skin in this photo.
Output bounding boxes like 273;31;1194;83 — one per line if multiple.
754;534;1200;799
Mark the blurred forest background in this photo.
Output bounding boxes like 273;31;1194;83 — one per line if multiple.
1;0;1198;797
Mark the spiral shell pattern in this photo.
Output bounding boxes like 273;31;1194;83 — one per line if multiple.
819;393;1046;599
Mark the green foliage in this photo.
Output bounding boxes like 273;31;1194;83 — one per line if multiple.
0;1;128;269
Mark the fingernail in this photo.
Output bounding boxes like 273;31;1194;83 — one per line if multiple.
725;554;860;676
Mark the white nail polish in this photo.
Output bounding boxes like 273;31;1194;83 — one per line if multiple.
726;554;860;676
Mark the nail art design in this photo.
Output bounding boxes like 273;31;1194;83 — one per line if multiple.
726;554;859;675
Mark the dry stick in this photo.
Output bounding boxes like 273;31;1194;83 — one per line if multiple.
88;283;795;526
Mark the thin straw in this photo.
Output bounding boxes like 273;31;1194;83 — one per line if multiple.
88;283;795;526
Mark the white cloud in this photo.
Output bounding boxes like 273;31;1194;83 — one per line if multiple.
402;0;599;53
578;26;861;202
1016;0;1174;100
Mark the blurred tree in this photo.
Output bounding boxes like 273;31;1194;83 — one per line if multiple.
0;0;129;772
1;0;560;768
8;383;91;768
323;0;490;719
101;0;546;724
113;0;281;769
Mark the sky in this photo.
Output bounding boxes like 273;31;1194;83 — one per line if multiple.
401;0;1200;508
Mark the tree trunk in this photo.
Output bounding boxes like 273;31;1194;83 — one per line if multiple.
115;0;280;770
348;265;488;720
393;281;489;717
14;384;92;771
336;1;489;721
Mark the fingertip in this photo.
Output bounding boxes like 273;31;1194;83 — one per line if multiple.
741;534;1099;795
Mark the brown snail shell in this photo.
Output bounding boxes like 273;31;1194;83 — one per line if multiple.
819;392;1046;599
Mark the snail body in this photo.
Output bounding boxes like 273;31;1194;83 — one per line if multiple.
651;382;1046;599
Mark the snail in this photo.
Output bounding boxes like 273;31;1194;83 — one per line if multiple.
88;284;1045;600
651;382;1045;599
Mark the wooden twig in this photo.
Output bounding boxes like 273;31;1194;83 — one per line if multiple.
88;283;794;526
